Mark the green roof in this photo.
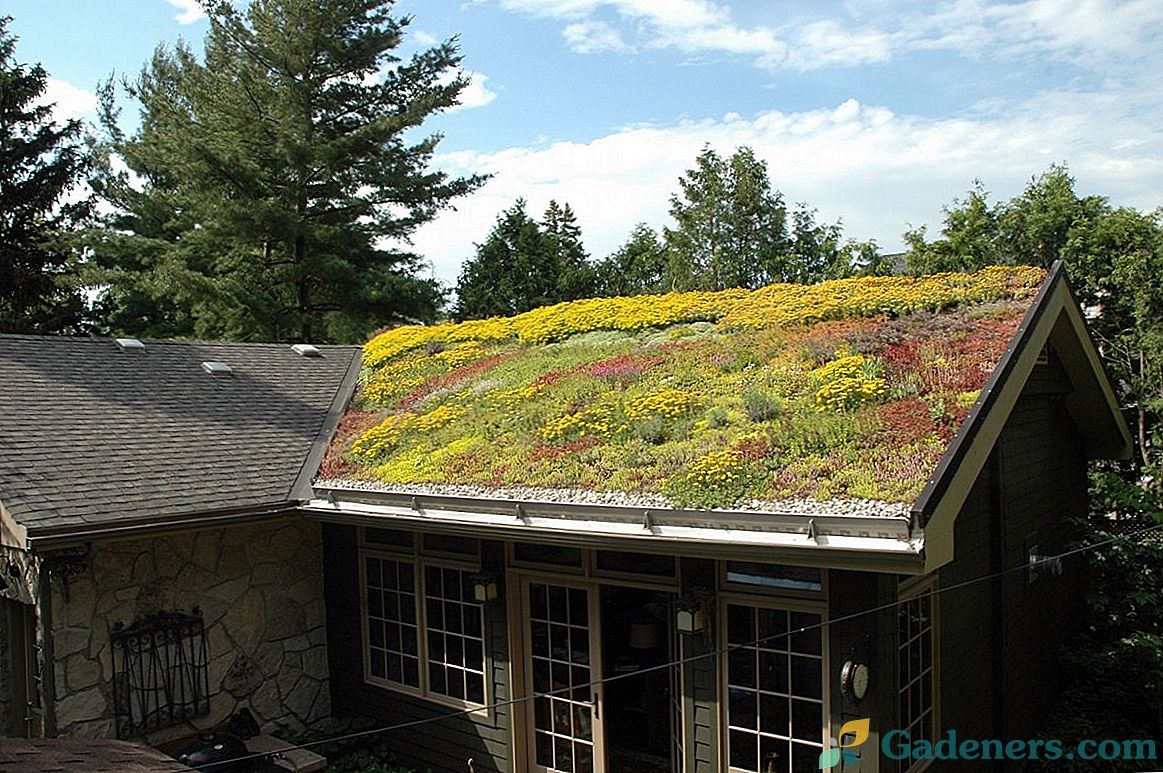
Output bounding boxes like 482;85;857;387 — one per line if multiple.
323;266;1047;510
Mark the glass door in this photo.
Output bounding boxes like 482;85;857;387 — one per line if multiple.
525;579;604;773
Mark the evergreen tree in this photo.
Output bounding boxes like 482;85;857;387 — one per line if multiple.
664;145;877;289
454;200;557;319
543;200;595;300
664;145;789;290
89;0;485;343
595;224;669;296
455;199;600;319
786;204;876;282
0;17;90;334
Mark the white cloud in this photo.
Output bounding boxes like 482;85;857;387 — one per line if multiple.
447;71;498;112
494;0;1163;73
406;86;1163;286
37;78;99;124
412;30;440;46
563;20;629;53
166;0;206;25
785;20;896;69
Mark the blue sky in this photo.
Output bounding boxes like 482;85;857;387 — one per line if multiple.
9;0;1163;285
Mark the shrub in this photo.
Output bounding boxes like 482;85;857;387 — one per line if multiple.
633;416;669;444
705;406;730;428
742;390;782;422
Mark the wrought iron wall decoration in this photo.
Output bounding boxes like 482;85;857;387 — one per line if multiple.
110;608;210;738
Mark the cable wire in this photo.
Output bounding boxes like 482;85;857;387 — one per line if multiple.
147;520;1163;772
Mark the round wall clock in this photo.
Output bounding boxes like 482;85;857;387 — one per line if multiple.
840;659;871;703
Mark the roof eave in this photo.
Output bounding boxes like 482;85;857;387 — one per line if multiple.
289;347;363;503
911;261;1133;572
306;486;926;574
23;502;300;551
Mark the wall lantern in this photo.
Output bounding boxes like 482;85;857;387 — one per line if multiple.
469;572;499;603
675;595;705;634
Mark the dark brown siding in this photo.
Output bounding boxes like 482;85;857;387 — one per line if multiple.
828;571;897;772
933;360;1089;771
322;524;513;773
679;557;718;773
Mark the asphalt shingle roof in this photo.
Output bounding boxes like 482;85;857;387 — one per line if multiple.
0;739;191;772
0;335;359;536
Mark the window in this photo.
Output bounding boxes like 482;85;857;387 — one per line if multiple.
898;581;936;769
725;562;822;593
594;549;676;578
724;603;825;772
362;550;487;706
111;610;209;737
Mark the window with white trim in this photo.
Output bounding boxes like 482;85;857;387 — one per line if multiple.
361;544;487;706
725;603;826;772
898;582;936;766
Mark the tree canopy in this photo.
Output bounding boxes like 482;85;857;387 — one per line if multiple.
0;16;90;334
905;165;1163;475
88;0;485;343
455;199;601;319
662;145;877;291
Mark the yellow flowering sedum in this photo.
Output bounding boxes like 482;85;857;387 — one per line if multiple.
362;266;1045;367
539;404;619;442
351;404;467;461
686;449;745;487
625;389;697;421
813;353;888;412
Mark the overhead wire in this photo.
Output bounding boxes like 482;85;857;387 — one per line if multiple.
145;520;1163;772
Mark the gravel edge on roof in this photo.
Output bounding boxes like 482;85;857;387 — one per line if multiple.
312;478;911;519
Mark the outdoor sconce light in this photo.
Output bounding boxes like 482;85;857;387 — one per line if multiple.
470;572;499;603
675;595;705;634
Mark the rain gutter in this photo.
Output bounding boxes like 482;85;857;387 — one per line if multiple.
305;487;925;574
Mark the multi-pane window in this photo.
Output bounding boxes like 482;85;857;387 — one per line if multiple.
725;604;825;773
424;565;486;704
365;557;420;688
362;553;487;706
898;586;936;763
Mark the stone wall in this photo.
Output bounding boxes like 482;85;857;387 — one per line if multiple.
50;517;330;740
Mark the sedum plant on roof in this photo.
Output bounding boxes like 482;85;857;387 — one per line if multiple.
326;266;1046;509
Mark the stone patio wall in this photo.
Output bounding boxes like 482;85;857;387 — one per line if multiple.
50;517;330;739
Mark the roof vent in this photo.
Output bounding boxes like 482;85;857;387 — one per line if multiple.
291;343;322;358
116;338;145;352
201;361;233;377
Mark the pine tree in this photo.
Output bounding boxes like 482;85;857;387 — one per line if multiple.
454;200;556;319
542;200;595;300
89;0;485;343
0;17;90;334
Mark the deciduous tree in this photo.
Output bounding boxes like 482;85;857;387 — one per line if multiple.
595;224;669;296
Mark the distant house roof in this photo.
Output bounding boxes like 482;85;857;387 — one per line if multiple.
0;739;190;772
310;264;1130;573
0;336;360;547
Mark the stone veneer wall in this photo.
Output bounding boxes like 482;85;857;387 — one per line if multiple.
50;517;330;739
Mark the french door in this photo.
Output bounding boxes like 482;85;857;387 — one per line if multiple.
524;578;605;773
